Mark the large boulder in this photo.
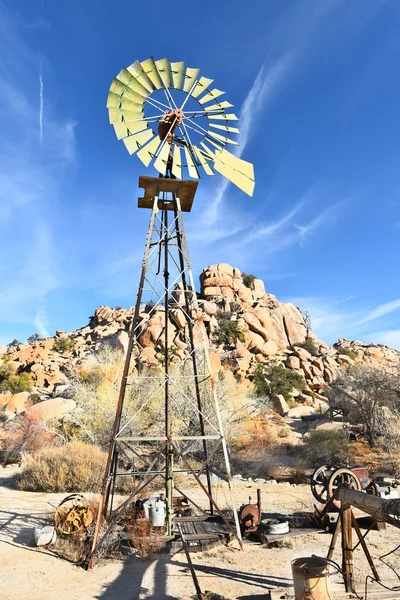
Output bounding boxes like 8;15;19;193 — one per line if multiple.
25;398;76;422
6;392;31;414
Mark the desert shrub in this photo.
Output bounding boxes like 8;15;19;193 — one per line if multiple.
242;273;256;288
0;364;33;393
15;441;106;492
27;333;40;343
295;338;319;357
257;454;279;480
253;361;305;401
301;429;350;469
216;312;245;345
336;346;357;360
52;335;76;353
7;339;21;348
289;460;308;484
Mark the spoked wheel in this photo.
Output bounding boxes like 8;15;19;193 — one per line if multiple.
328;468;362;509
311;465;333;504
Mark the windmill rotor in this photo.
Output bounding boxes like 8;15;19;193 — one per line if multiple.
107;57;255;196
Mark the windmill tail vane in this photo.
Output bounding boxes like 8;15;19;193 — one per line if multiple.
107;56;256;196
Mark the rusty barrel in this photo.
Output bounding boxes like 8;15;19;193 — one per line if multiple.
291;556;331;599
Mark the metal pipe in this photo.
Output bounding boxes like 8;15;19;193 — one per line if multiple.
337;488;400;527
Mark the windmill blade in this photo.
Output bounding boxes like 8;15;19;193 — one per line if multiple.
171;146;183;179
209;123;240;134
204;101;234;111
113;121;149;140
140;57;164;90
155;57;172;88
184;146;199;179
126;61;154;93
137;135;161;167
214;149;255;180
213;158;255;197
207;130;238;146
108;108;144;124
153;141;171;174
208;113;238;121
115;73;149;99
171;61;185;89
183;67;200;93
191;77;214;98
123;129;154;155
107;91;144;111
199;141;217;159
193;148;214;176
198;88;225;105
109;80;146;104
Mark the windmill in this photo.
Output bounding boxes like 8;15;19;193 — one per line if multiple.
87;57;255;567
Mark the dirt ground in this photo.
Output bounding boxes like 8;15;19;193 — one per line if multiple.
2;468;400;600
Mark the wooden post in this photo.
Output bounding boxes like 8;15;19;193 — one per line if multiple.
340;502;354;592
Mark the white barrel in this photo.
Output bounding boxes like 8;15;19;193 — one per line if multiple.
148;498;166;527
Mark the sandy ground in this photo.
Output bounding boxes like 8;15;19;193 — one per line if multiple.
2;468;400;600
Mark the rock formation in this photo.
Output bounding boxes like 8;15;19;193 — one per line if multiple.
1;263;399;419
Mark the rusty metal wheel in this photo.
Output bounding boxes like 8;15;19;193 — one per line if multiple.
311;465;333;504
54;494;94;536
328;468;362;509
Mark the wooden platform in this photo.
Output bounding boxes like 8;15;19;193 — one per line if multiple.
138;176;198;212
271;580;400;599
169;515;233;553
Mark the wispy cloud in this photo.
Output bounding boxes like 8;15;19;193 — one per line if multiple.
373;330;400;350
358;299;400;325
39;63;44;146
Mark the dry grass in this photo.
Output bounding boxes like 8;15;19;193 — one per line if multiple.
14;441;106;492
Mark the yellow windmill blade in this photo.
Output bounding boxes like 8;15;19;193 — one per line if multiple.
213;159;255;197
183;67;200;93
108;108;144;124
171;61;185;89
198;88;225;105
215;149;255;180
107;91;144;111
208;113;238;121
123;129;154;155
199;141;217;159
193;148;214;176
155;57;172;88
153;141;172;174
113;121;149;140
184;147;199;179
191;76;214;98
171;146;183;179
137;135;161;167
209;123;240;134
140;57;164;90
109;80;145;103
126;61;154;93
207;130;238;146
204;101;234;111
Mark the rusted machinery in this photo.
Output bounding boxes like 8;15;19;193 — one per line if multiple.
311;465;379;506
55;494;94;536
239;489;262;534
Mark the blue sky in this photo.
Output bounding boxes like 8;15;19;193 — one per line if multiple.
0;0;400;348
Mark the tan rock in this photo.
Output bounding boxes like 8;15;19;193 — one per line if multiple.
262;340;278;356
116;330;129;355
273;394;289;416
221;287;235;298
324;367;335;384
140;347;158;366
203;286;221;298
6;392;31;414
242;313;268;341
337;354;354;366
312;358;324;372
26;398;76;422
238;286;253;304
201;301;218;316
171;308;187;329
287;406;316;418
95;306;115;325
217;263;234;277
301;361;313;379
247;331;265;353
203;276;233;288
286;355;301;370
365;347;385;359
0;391;12;407
252;279;265;300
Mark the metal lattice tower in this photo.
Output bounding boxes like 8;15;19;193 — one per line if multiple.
88;177;242;564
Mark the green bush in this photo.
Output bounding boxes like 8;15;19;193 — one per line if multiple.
253;361;305;401
14;441;106;492
52;335;76;353
27;333;40;343
295;338;319;357
336;346;357;360
242;273;256;288
216;313;245;345
7;339;21;348
301;430;350;469
0;364;33;393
